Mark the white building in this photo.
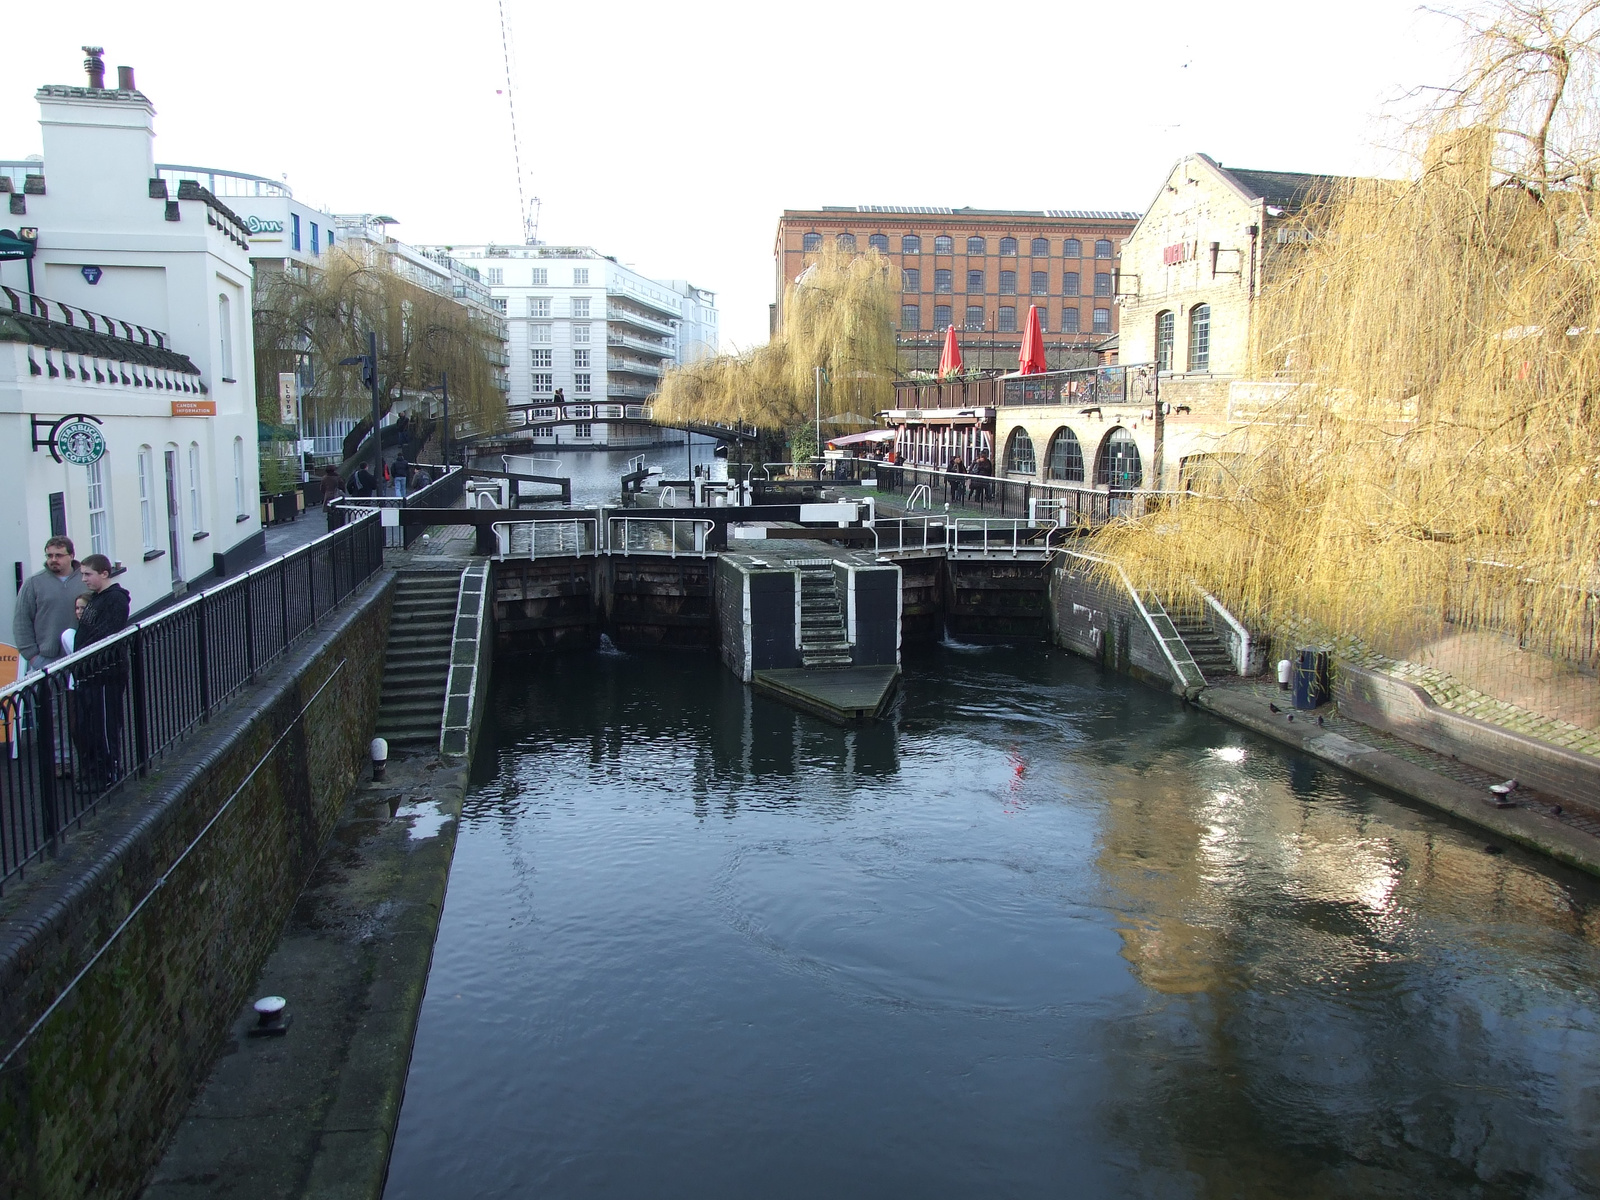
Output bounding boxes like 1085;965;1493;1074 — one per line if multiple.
0;55;262;635
663;279;719;364
428;244;715;449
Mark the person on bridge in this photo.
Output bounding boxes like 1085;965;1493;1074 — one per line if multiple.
73;554;131;789
13;536;89;675
348;461;377;498
320;465;345;505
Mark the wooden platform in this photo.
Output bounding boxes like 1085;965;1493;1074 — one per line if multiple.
752;665;900;725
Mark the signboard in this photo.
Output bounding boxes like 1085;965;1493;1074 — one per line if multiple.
278;372;298;423
81;265;103;285
54;418;106;466
0;642;16;743
1162;242;1195;266
172;399;216;417
245;215;285;234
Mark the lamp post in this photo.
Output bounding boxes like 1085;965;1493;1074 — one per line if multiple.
423;372;450;466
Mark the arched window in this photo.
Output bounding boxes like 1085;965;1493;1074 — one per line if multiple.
1094;239;1114;259
1033;308;1049;332
217;294;234;380
837;232;856;252
802;232;822;251
900;304;921;331
868;233;888;252
1096;427;1142;489
1045;428;1084;481
1061;307;1081;333
1005;427;1036;475
934;305;952;330
934;235;954;254
1188;303;1211;371
999;236;1018;255
1031;237;1050;256
1092;307;1111;333
967;236;986;255
1063;238;1082;258
901;234;921;254
1155;311;1175;371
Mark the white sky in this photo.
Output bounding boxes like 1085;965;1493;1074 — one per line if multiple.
1;0;1471;349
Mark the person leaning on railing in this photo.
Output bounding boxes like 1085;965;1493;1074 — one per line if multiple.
72;555;131;790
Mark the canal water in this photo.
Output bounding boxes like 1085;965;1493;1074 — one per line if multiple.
480;434;729;509
384;644;1600;1199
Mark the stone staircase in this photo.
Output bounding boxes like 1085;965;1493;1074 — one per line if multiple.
793;559;852;669
1169;608;1236;681
375;569;463;749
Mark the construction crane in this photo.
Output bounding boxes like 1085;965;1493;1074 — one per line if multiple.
496;0;541;245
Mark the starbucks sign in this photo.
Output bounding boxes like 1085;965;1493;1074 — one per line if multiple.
54;418;106;466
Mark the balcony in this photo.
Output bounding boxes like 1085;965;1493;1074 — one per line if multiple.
608;357;663;378
606;331;672;356
607;382;655;400
607;305;676;338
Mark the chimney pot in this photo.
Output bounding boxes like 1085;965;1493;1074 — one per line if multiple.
117;65;135;91
82;46;106;90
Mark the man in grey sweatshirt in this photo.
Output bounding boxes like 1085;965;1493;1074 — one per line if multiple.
13;537;91;673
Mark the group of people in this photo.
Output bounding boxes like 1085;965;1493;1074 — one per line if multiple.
11;537;132;788
946;453;994;505
321;457;435;502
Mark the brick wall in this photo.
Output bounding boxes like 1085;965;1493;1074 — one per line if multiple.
1049;562;1178;687
0;574;394;1200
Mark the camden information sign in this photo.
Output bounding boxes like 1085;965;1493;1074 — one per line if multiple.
53;418;106;466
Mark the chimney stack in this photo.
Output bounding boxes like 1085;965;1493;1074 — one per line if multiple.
82;46;106;89
117;65;136;91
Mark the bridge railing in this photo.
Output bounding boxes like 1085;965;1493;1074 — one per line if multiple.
492;518;601;559
608;517;715;558
0;512;384;891
946;518;1056;558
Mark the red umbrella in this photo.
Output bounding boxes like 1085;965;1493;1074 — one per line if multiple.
937;324;963;379
1019;304;1047;374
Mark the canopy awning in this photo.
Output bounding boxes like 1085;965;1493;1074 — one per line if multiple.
826;429;897;449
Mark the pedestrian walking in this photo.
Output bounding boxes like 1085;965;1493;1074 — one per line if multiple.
947;456;967;505
320;465;345;505
348;461;377;498
392;451;410;498
73;554;131;790
409;464;431;493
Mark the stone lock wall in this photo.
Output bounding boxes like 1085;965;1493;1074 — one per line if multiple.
0;575;395;1200
1049;560;1180;688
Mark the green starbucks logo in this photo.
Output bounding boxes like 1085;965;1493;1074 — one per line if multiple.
54;419;106;466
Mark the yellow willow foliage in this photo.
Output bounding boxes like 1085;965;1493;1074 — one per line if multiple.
656;246;898;429
1097;1;1600;666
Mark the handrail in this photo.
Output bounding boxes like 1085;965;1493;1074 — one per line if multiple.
1060;548;1206;693
1195;584;1252;676
491;518;599;559
906;484;933;511
607;516;714;558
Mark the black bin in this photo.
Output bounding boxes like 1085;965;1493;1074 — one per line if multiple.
1292;648;1330;711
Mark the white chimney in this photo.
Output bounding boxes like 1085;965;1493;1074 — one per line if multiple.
35;78;156;224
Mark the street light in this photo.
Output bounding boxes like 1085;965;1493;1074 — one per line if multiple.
422;372;451;466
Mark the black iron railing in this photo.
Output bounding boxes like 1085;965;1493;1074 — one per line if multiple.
0;513;384;890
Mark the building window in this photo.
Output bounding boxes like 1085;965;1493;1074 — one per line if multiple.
573;323;590;344
572;422;592;439
1064;238;1082;258
574;267;589;286
233;437;245;518
574;349;591;369
1033;308;1048;332
1092;273;1112;297
1031;237;1050;256
291;213;301;252
1062;307;1081;333
532;323;552;343
532;372;553;393
999;270;1017;295
868;233;889;252
900;304;921;331
138;446;158;551
965;305;985;328
902;234;921;254
934;305;952;330
570;404;593;419
1064;272;1080;296
1092;307;1111;333
327;229;334;247
1031;271;1048;295
1095;239;1114;259
803;232;822;251
483;267;502;285
837;233;856;252
935;270;953;293
217;294;234;380
934;235;954;254
310;222;320;255
188;442;203;532
575;373;592;394
1046;428;1084;482
1155;311;1175;371
1188;304;1211;370
1096;426;1142;488
967;236;986;255
492;297;508;313
533;425;555;437
532;348;552;368
999;237;1018;255
998;306;1017;332
903;268;921;293
529;296;550;317
572;297;590;318
531;268;548;286
1005;427;1036;475
86;455;110;556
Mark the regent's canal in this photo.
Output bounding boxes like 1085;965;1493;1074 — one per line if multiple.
384;643;1600;1198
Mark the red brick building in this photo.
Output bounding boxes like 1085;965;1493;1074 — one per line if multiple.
773;206;1140;372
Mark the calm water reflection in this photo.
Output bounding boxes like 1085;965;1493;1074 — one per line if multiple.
385;645;1600;1199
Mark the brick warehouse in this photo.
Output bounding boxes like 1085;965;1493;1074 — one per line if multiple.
773;206;1139;373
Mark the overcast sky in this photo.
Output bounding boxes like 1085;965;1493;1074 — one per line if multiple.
2;0;1470;349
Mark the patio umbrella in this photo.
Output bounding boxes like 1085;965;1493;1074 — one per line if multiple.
1019;304;1047;374
937;324;963;379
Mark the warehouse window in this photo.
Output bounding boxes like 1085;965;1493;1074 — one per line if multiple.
1188;303;1211;370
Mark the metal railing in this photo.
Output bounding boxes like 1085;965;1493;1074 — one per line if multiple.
332;465;466;547
1060;548;1206;692
492;518;601;558
947;518;1056;557
608;517;715;557
0;513;384;890
873;516;947;554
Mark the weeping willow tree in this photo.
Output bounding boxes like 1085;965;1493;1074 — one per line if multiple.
253;245;505;468
1098;0;1600;669
655;246;898;438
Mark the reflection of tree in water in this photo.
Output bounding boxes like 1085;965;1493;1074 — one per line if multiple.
1094;740;1600;1196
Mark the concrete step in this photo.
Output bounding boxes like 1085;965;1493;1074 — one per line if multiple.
801;653;853;667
